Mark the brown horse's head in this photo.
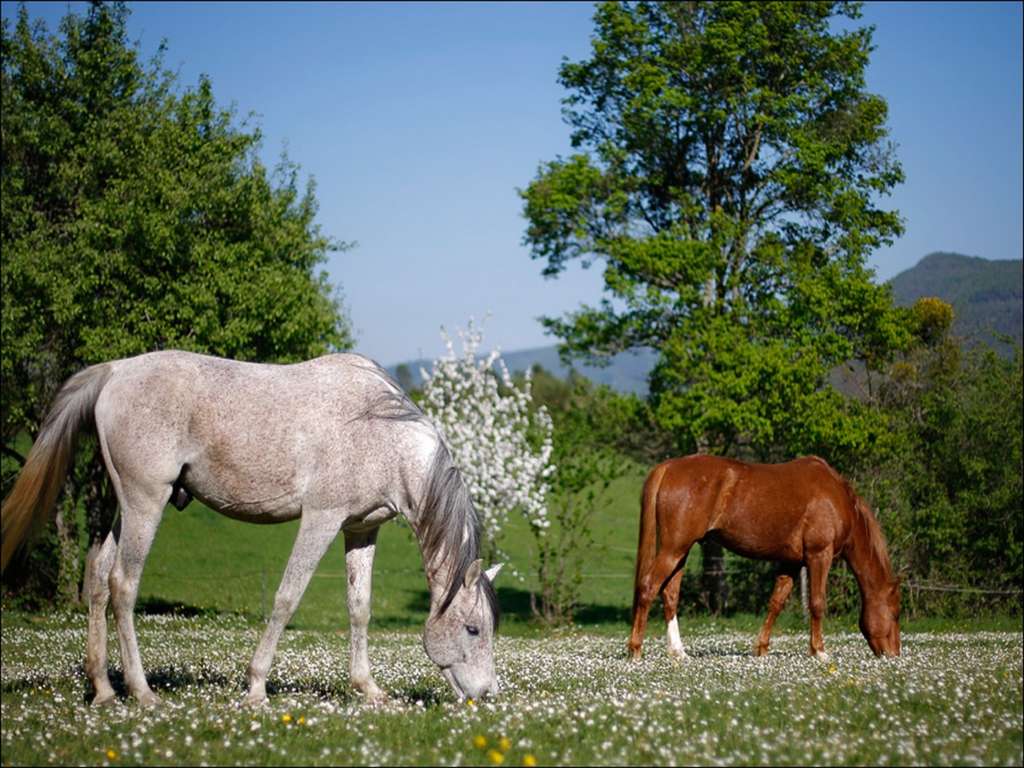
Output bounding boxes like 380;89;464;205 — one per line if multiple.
859;580;901;656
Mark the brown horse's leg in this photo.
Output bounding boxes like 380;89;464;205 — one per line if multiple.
628;550;682;660
806;549;833;660
661;562;686;659
753;563;799;657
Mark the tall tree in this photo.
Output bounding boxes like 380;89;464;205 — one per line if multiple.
1;2;352;600
521;1;910;610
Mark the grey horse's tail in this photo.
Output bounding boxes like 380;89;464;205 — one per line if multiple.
1;363;112;572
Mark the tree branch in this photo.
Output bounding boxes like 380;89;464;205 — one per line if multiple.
2;444;27;467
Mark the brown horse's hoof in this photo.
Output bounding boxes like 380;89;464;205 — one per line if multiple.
628;645;643;661
752;644;769;657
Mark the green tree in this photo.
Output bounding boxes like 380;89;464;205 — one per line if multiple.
864;301;1023;615
1;2;352;602
521;1;910;610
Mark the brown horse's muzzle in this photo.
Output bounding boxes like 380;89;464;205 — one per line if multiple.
886;622;901;656
868;623;901;657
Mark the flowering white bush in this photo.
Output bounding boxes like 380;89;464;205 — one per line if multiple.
420;320;554;550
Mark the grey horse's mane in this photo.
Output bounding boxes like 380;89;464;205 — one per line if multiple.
354;359;500;627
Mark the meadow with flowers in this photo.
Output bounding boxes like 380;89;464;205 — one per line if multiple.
1;608;1021;766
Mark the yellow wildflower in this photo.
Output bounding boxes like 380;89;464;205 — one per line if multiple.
487;749;505;765
282;713;293;724
473;735;488;749
297;716;306;726
106;749;118;761
498;736;512;752
522;756;538;767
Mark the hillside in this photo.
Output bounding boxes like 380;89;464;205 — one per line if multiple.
888;251;1022;349
389;252;1022;394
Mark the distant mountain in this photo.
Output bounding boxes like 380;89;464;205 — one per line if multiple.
388;346;658;395
389;252;1022;395
888;252;1022;350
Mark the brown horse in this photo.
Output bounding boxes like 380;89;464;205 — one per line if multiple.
628;455;900;661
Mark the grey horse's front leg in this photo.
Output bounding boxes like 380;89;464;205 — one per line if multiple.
344;527;385;702
245;512;342;707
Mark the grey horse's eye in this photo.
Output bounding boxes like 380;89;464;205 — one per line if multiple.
466;625;480;636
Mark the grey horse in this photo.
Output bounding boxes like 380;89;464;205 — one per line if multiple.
1;350;501;706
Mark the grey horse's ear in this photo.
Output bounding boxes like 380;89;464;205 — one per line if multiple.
464;558;483;588
484;563;503;583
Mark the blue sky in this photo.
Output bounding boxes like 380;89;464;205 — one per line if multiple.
5;1;1022;366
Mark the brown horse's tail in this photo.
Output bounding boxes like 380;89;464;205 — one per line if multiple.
632;462;667;622
1;363;113;572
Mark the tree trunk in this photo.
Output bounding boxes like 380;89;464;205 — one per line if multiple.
54;496;81;605
695;434;728;615
701;538;728;615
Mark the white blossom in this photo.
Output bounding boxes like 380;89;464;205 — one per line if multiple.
420;319;554;545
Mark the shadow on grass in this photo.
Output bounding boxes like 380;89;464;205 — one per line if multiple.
137;596;214;617
401;585;632;627
46;663;455;707
62;664;240;705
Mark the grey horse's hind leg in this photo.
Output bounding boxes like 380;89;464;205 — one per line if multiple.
344;527;385;702
108;492;168;706
245;512;343;707
84;529;118;705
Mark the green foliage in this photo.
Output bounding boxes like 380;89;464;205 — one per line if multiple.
856;302;1023;614
521;1;909;459
527;365;672;465
521;369;639;624
1;2;351;601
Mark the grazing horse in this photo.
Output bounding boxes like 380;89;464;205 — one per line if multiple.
1;350;502;706
628;455;900;661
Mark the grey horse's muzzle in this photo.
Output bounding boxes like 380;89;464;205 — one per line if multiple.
441;666;499;701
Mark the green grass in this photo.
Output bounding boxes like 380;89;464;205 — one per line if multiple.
1;612;1021;766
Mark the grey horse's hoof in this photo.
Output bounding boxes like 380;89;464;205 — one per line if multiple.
91;691;117;707
354;681;388;704
363;689;389;705
244;692;269;709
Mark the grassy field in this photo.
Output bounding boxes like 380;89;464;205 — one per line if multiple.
2;611;1021;766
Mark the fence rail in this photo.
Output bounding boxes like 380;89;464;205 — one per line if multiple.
143;568;1022;595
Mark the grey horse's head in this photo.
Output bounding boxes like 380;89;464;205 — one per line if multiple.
423;560;502;701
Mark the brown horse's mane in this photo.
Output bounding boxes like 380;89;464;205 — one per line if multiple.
841;476;894;584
